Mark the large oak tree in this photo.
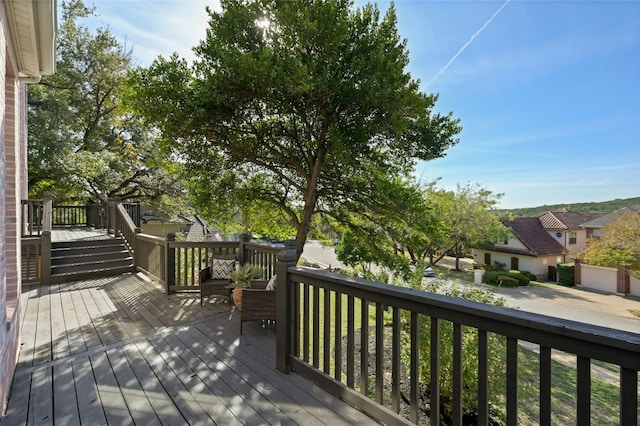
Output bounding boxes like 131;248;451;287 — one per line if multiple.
28;0;183;211
127;0;460;258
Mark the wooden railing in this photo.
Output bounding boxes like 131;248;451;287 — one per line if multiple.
20;196;51;283
134;233;284;294
21;199;45;237
19;196;640;424
274;250;640;425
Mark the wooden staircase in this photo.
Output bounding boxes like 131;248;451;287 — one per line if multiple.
50;238;134;283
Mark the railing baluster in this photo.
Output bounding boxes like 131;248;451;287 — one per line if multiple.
477;329;488;425
430;317;440;426
313;285;320;368
453;322;463;426
347;294;355;388
540;345;552;425
409;311;419;423
323;287;331;374
391;307;401;413
620;367;637;425
303;283;309;362
360;298;368;396
375;303;384;404
576;355;591;426
506;337;518;425
334;291;342;381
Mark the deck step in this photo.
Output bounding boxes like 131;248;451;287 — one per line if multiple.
50;238;134;283
51;250;131;265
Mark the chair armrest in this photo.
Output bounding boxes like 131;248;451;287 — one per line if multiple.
250;280;268;289
241;288;276;312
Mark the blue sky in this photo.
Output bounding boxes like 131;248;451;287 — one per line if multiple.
84;0;640;209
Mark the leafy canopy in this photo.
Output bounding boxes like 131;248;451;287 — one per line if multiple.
126;0;460;257
576;210;640;276
28;0;183;211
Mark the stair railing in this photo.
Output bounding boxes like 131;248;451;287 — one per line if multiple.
110;199;142;262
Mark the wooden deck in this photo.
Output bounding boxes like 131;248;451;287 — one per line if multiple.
2;273;377;425
50;227;112;243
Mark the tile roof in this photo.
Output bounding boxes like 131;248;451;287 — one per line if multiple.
501;217;566;256
580;205;640;229
538;210;603;230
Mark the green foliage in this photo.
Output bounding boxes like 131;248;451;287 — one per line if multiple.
336;229;376;274
515;270;536;281
28;0;184;208
399;276;507;418
492;261;507;272
483;271;530;287
575;211;640;278
126;0;460;259
229;264;263;288
557;263;575;286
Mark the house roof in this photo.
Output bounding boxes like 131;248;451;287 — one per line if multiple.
4;0;57;81
501;216;566;256
538;209;602;230
580;205;640;229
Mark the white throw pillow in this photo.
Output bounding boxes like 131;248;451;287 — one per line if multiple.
266;274;277;290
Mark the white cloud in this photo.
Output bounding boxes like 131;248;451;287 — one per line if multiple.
86;0;221;65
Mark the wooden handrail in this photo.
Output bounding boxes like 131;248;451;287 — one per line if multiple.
276;264;640;425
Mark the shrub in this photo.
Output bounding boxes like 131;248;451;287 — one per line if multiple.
557;263;575;286
519;270;536;281
492;261;507;271
483;271;529;287
399;273;507;422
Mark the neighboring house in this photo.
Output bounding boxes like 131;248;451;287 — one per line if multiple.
580;204;640;238
179;214;213;241
0;0;57;414
473;209;602;281
140;212;213;241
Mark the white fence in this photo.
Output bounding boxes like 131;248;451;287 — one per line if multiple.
579;263;640;296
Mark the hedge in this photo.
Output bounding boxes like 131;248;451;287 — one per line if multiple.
557;262;575;286
483;270;530;287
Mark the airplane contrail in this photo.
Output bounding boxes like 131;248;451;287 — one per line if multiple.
426;0;511;89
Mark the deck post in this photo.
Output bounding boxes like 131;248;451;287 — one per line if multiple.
107;198;115;234
40;193;52;285
276;241;297;373
40;231;51;285
166;233;176;295
238;233;250;266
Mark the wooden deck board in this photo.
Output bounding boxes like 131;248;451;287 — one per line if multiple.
52;362;81;425
72;356;107;426
105;347;161;425
3;272;378;425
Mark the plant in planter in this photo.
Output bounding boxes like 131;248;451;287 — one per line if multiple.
229;264;263;309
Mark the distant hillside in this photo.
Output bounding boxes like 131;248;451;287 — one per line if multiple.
499;197;640;217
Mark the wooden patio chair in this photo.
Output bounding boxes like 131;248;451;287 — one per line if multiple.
236;279;276;334
199;254;236;305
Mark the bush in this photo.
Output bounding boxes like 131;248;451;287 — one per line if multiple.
483;271;530;287
399;274;508;423
519;270;536;281
557;263;575;286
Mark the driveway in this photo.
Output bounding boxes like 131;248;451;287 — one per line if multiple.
302;242;640;334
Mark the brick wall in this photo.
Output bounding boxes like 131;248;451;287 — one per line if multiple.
0;2;23;414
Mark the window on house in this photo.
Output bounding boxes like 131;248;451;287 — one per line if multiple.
484;252;491;266
569;232;577;245
511;257;519;271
